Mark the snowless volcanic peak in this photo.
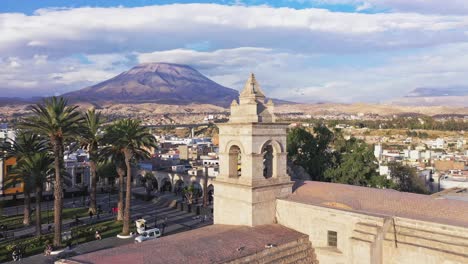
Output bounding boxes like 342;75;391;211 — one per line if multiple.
62;62;239;107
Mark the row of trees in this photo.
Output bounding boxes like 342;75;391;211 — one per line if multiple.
1;97;156;247
324;116;468;131
287;126;428;194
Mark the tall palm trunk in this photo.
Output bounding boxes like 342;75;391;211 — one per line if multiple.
52;138;63;247
116;166;125;221
122;150;132;235
23;192;31;225
35;187;42;236
89;159;97;214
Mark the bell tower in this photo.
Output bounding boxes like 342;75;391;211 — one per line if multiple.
214;74;293;226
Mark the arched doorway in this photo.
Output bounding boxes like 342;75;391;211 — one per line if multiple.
191;182;203;198
175;180;185;196
160;178;172;193
152;180;159;191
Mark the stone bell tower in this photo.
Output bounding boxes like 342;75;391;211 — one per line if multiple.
214;74;293;226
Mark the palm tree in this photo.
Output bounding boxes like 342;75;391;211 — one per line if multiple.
0;131;48;226
20;96;83;247
79;109;102;214
99;144;126;221
104;119;156;235
16;152;53;236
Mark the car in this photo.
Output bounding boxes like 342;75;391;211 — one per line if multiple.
134;228;161;243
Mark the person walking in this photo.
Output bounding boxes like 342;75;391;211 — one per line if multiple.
44;244;52;256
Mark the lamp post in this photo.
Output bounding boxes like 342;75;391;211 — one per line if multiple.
47;196;50;224
108;191;111;211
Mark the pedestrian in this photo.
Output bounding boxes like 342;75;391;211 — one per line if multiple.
161;222;167;236
89;210;94;220
95;230;102;240
44;243;52;256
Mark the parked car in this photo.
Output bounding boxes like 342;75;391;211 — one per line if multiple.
134;228;161;243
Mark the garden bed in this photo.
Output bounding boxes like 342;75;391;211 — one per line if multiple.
0;219;124;262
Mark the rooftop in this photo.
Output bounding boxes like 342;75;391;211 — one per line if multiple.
64;224;307;264
288;181;468;228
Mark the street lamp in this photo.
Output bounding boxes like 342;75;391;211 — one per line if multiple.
108;191;111;211
47;196;50;224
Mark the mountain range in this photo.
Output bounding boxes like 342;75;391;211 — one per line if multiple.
405;87;468;97
388;86;468;107
62;63;240;107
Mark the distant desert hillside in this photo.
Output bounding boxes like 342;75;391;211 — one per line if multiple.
275;103;468;117
0;101;466;123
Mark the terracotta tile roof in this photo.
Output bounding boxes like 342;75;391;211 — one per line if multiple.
68;224;307;264
288;181;468;228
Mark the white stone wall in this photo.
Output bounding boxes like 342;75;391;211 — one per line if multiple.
276;199;468;264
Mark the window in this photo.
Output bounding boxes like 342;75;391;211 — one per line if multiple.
327;231;338;247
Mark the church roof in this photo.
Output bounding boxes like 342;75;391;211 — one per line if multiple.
239;73;265;98
288;181;468;228
65;224;307;264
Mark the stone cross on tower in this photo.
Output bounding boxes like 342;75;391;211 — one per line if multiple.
214;74;293;227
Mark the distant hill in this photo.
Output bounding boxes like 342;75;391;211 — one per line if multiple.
406;87;468;97
388;86;468;107
62;63;240;107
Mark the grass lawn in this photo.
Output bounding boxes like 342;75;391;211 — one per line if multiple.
0;207;89;231
0;219;124;262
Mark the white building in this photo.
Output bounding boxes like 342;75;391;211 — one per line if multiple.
374;144;383;160
409;150;421;161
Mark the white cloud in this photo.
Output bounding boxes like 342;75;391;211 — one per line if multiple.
1;4;468;59
312;0;468;15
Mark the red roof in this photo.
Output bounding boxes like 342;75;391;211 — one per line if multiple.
68;224;306;264
288;181;468;228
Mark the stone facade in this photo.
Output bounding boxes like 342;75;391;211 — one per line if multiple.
214;74;293;227
276;199;468;264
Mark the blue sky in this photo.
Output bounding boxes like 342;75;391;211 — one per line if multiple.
1;0;468;102
1;1;366;14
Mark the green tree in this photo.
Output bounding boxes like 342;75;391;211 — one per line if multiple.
324;138;389;188
0;131;48;226
20;97;83;247
99;144;126;221
16;152;53;236
104;119;156;235
287;125;334;181
388;162;428;194
79;109;103;214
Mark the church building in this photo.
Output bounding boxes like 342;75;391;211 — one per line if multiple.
64;75;468;264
